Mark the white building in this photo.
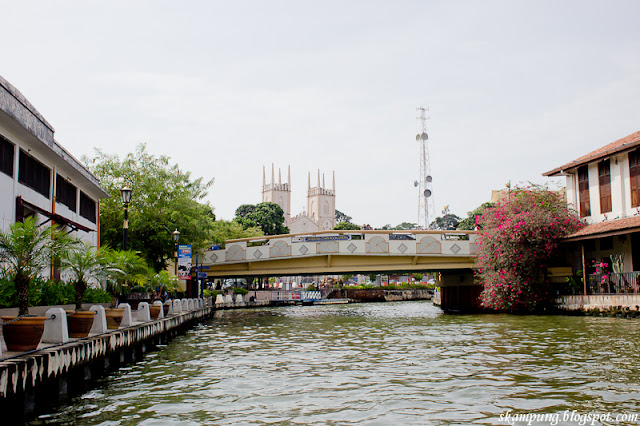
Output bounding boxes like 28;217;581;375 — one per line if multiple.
261;165;336;234
0;75;109;248
544;130;640;282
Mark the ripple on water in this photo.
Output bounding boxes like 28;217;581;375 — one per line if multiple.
33;301;640;425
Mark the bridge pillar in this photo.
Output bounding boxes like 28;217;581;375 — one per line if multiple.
435;271;482;312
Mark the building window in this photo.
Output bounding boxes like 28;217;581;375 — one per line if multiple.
630;150;640;208
18;149;51;198
56;175;77;212
0;134;15;177
598;160;612;214
578;166;590;217
79;191;96;223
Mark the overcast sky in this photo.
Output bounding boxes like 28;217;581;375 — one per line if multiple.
3;1;639;228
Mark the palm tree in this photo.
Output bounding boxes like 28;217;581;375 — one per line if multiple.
102;249;150;307
0;217;74;316
60;242;118;311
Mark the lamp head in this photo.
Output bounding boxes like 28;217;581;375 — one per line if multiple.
121;186;133;205
172;229;180;243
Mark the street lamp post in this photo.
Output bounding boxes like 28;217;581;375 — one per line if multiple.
121;186;132;251
173;229;180;276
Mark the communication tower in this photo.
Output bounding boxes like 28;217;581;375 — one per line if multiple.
415;107;434;229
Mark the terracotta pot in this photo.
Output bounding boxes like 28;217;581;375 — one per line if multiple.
163;303;170;316
105;308;125;329
150;305;162;320
65;310;96;338
1;316;46;352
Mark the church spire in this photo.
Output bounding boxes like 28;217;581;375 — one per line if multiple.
332;171;335;192
288;165;291;188
271;163;275;185
278;168;282;185
262;165;266;190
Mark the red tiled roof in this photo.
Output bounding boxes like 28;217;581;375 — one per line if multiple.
564;215;640;241
544;130;640;176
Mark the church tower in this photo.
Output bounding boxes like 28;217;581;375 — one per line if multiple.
307;170;336;230
262;164;291;223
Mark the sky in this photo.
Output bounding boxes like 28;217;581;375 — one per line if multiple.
2;1;640;228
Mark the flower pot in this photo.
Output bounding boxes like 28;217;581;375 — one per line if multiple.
163;303;170;316
65;310;96;338
1;316;46;352
150;305;162;320
105;308;125;329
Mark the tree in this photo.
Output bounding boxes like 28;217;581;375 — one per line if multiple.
60;242;116;311
209;220;264;247
457;202;495;230
335;210;353;224
102;249;150;307
429;214;461;230
377;222;418;230
234;202;289;235
0;217;75;316
475;187;583;313
334;221;360;230
85;144;216;271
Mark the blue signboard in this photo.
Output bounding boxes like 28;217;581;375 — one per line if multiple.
178;244;192;279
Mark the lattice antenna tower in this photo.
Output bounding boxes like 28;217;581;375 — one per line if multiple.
415;107;434;229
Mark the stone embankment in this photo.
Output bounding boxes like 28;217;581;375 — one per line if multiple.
0;294;267;422
330;288;433;303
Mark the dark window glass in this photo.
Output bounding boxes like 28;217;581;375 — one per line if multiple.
79;191;96;223
0;134;14;177
18;149;50;198
578;166;590;217
56;174;77;212
630;150;640;208
598;160;612;214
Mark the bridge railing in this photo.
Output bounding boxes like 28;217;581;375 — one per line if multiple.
202;230;478;266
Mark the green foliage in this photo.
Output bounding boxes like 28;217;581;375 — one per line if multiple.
85;144;216;271
412;273;423;281
378;222;418;230
233;287;249;295
234;202;289;235
209;220;263;247
429;213;461;230
0;216;76;315
0;276;110;308
335;210;353;224
457;202;495;230
334;221;360;230
102;249;151;307
345;282;433;290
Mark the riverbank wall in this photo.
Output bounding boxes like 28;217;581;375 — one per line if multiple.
329;288;433;303
555;294;640;312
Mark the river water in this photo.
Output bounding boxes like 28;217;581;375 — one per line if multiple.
33;301;640;425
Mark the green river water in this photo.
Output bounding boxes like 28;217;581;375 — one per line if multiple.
31;301;640;425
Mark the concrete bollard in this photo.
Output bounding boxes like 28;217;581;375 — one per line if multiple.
188;299;195;310
153;300;165;319
181;298;189;312
172;299;182;314
42;308;69;344
118;303;133;327
90;305;108;334
224;294;234;304
137;302;151;322
215;294;225;304
235;294;244;304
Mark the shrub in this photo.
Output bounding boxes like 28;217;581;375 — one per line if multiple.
233;287;248;295
475;187;583;312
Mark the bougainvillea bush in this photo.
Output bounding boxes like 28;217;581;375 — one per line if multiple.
475;187;583;313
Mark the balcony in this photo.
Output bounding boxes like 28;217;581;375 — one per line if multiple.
587;272;640;294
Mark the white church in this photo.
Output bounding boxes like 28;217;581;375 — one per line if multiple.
262;165;336;234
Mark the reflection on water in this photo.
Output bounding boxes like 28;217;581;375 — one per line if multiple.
33;302;640;425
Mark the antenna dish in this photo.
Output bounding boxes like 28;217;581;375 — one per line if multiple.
423;189;432;198
421;132;428;140
413;181;418;187
426;175;432;183
416;134;421;141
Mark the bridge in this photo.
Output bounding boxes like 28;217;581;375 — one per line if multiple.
201;229;478;278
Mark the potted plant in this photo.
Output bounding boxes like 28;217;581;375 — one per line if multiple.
60;242;116;337
102;249;149;329
146;271;179;318
0;217;73;351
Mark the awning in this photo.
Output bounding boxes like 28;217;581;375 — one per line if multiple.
563;216;640;242
16;196;94;233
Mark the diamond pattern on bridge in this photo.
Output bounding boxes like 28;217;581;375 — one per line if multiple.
347;243;357;253
450;243;461;254
253;249;263;259
398;243;408;254
208;253;218;262
299;245;309;255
